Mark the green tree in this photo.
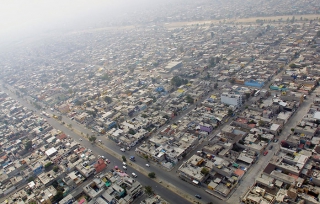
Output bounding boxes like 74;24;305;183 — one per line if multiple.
89;136;96;143
179;46;184;53
100;74;110;81
163;115;170;120
171;76;188;87
144;186;154;196
53;166;59;172
148;172;156;178
27;177;35;182
289;63;298;68
128;129;136;135
291;128;295;133
45;162;53;170
186;95;194;104
258;120;265;127
25;141;32;151
201;167;209;175
104;96;113;104
61;83;69;89
53;191;64;202
208;57;216;67
141;114;148;118
245;93;251;99
122;156;127;162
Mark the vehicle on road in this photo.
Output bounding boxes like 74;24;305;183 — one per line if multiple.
146;164;150;167
195;195;201;199
123;166;127;170
269;145;273;150
274;139;278;143
132;173;137;178
120;148;125;152
263;151;269;156
98;140;102;143
123;162;127;166
79;138;82;141
130;156;135;161
105;159;111;164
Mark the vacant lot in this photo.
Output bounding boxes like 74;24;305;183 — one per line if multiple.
164;14;320;28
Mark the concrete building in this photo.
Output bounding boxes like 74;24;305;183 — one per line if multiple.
221;92;242;108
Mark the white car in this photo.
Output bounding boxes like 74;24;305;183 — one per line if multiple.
132;173;137;178
123;162;127;166
123;166;127;170
146;164;150;167
79;138;82;141
120;148;125;152
98;140;102;143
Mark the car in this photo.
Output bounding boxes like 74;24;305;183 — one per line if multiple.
120;148;125;152
132;173;137;178
101;156;105;159
146;164;150;167
269;145;273;150
79;138;82;141
98;140;102;143
195;195;201;199
105;159;111;164
263;151;269;156
274;139;278;143
123;166;127;170
130;156;135;161
50;108;54;111
123;162;127;166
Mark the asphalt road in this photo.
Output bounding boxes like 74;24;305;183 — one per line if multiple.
1;84;210;204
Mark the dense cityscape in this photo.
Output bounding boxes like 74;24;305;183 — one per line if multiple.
1;0;320;204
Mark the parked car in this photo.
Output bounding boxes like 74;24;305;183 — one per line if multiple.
146;164;150;167
123;162;127;166
79;138;82;141
269;145;273;150
132;173;137;178
274;139;278;143
120;148;125;152
263;151;268;156
105;159;111;164
123;166;127;170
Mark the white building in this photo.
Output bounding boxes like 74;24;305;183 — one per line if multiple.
221;92;242;108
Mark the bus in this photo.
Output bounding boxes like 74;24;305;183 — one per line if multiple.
254;90;260;97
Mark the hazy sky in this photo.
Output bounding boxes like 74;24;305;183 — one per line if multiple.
0;0;153;45
0;1;112;32
0;0;181;49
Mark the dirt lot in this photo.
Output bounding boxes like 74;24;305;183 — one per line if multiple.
164;14;320;28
